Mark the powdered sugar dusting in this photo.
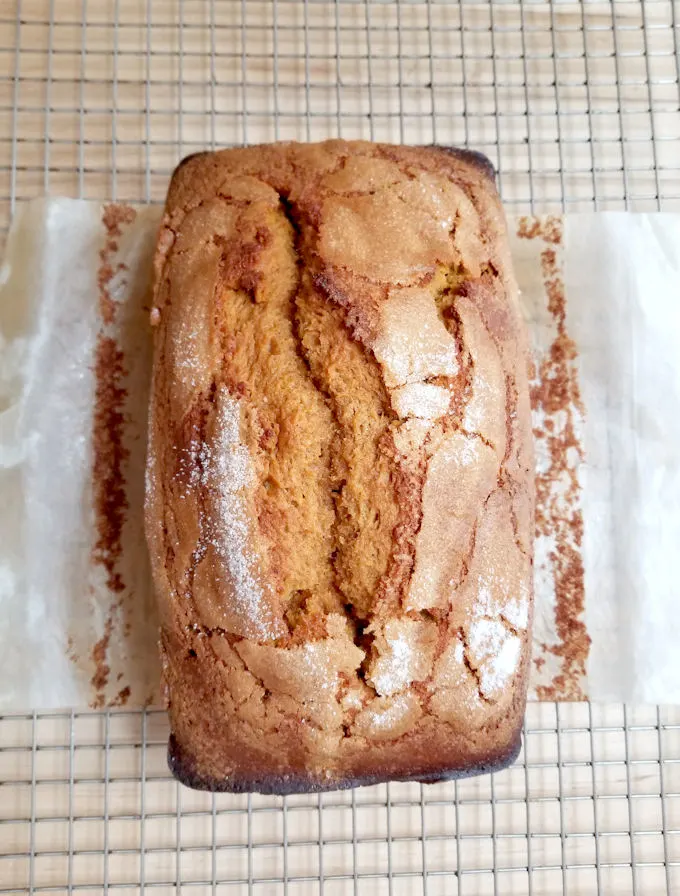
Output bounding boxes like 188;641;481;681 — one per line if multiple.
367;692;412;728
175;325;203;389
391;382;451;420
461;376;489;429
468;616;521;698
341;688;365;711
186;388;277;639
298;642;337;692
353;691;422;740
502;594;530;631
469;617;506;660
374;287;459;388
392;418;432;459
478;635;522;697
211;390;273;637
475;574;529;632
367;618;438;697
369;632;413;696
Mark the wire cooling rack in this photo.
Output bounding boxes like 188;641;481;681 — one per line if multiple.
1;1;680;893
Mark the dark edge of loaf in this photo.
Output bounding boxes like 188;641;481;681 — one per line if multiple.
430;145;497;182
167;730;522;795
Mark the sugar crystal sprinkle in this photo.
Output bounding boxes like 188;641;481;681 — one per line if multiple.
468;616;521;697
194;389;275;639
369;632;414;697
478;636;521;697
366;693;413;729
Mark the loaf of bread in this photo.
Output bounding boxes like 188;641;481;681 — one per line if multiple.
145;140;534;793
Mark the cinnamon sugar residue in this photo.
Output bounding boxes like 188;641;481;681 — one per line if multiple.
92;335;129;593
98;204;136;325
86;204;137;708
92;204;136;593
102;203;136;239
517;215;590;701
111;686;131;707
90;614;114;708
517;215;562;245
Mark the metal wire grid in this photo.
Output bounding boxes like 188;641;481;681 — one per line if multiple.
1;705;680;893
1;0;680;228
1;0;680;892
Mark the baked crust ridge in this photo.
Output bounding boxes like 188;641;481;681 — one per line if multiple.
145;140;534;793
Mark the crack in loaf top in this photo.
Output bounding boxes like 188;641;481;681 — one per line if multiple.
145;140;534;791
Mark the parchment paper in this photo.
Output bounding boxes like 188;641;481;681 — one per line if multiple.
1;200;679;709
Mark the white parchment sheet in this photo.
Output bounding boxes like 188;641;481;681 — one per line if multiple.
1;200;679;708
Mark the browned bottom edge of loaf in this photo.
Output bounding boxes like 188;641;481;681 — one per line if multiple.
167;731;523;795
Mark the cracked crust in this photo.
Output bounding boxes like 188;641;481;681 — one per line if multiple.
145;140;534;793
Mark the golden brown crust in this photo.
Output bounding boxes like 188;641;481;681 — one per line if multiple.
145;140;534;793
